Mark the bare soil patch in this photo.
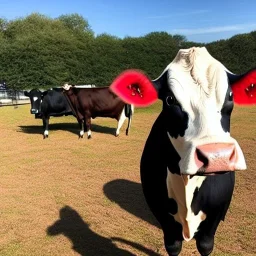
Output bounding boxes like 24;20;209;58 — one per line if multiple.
0;103;255;256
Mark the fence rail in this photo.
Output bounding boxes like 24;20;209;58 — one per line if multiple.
0;89;29;106
0;86;97;106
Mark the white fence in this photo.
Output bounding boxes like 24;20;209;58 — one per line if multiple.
0;89;29;106
0;85;97;106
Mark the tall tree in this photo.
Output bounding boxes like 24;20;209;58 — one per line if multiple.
0;12;254;90
57;14;94;37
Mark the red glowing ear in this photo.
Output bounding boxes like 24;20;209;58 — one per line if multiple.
231;69;256;105
110;69;158;107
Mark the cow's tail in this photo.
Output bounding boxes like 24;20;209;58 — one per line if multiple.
125;104;134;135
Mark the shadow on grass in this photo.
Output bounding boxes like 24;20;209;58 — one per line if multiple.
18;123;117;137
47;205;160;256
91;123;116;136
103;179;160;229
18;123;79;136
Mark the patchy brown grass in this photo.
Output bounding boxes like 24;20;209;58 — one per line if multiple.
0;102;255;256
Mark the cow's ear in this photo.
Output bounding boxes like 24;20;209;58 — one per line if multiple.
228;69;256;105
24;91;29;97
110;69;158;107
42;91;48;98
151;70;169;100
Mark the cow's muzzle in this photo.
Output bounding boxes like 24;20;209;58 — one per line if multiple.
195;143;242;175
30;109;39;114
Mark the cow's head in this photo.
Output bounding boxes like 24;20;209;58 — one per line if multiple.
110;47;256;176
62;83;75;95
24;89;47;116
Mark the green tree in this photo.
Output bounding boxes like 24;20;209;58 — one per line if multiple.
57;13;94;37
87;33;126;85
0;12;255;90
0;13;94;89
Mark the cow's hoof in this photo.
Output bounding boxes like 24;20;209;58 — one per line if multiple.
196;236;214;256
125;130;129;136
115;133;119;137
43;135;48;139
165;240;182;256
88;135;92;139
79;135;83;139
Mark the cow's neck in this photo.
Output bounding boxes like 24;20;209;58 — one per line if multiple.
64;90;81;119
166;170;206;241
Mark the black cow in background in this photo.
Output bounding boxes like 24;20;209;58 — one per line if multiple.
24;88;73;138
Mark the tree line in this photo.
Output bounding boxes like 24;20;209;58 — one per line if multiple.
0;13;255;90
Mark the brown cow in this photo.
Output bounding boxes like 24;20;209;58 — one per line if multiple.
62;84;134;138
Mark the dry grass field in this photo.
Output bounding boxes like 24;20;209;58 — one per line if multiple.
0;102;255;256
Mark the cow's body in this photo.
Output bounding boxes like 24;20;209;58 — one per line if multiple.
62;85;134;138
110;47;256;255
24;88;73;138
140;112;235;256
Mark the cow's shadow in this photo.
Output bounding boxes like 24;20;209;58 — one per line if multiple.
18;125;43;135
103;179;160;228
18;123;79;136
47;205;160;256
18;123;116;137
91;124;116;136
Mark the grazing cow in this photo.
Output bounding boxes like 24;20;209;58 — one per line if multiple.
62;84;134;138
110;47;256;256
24;88;73;138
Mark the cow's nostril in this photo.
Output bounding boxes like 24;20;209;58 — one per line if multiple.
229;146;236;163
196;148;208;167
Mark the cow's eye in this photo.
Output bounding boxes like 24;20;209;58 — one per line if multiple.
166;95;177;106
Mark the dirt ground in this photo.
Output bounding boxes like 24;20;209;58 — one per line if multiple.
0;103;255;256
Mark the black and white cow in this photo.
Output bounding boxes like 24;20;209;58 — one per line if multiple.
24;88;73;138
110;47;256;256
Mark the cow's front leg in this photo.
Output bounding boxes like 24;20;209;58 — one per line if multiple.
162;219;183;256
78;120;84;138
85;117;92;139
194;173;235;256
195;214;222;256
196;235;214;256
43;117;49;139
195;210;226;256
116;108;126;137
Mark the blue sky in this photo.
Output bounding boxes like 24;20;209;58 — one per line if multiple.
1;0;256;43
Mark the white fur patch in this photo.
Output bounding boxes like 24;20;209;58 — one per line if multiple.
62;83;72;90
131;104;135;114
167;170;206;241
116;108;126;135
33;97;38;102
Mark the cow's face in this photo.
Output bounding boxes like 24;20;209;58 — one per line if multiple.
24;89;44;115
111;47;256;176
154;65;245;176
62;83;75;96
154;49;248;176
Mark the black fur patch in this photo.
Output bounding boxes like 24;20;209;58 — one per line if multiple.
163;103;189;138
191;173;235;220
167;198;178;215
154;70;189;138
125;104;131;117
220;84;234;133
